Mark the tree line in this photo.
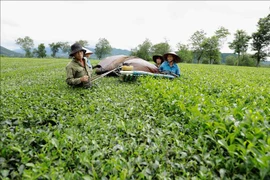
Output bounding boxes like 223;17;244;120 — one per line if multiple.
15;38;112;60
130;13;269;67
15;13;269;67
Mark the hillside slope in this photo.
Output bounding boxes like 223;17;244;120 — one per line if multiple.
0;46;23;57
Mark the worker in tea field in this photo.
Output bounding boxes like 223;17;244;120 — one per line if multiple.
152;54;164;68
66;43;93;88
83;47;93;69
159;52;181;77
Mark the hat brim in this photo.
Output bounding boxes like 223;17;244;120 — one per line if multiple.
163;53;182;63
153;55;164;63
85;51;93;55
83;47;93;55
69;48;86;57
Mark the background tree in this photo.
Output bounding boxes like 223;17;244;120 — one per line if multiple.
95;38;112;59
60;42;71;55
33;43;46;58
76;40;88;47
15;36;34;58
201;36;221;64
176;43;193;63
251;13;270;67
229;30;251;66
130;47;138;57
215;26;230;47
239;54;256;67
225;55;237;66
49;42;62;57
130;38;152;61
201;57;210;64
211;27;229;64
189;30;206;63
151;40;171;56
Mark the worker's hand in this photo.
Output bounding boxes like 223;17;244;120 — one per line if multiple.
80;75;89;82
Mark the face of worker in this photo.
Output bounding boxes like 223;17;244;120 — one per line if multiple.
167;55;174;63
74;50;84;60
156;58;162;65
85;53;91;58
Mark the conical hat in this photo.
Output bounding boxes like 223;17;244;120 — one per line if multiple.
152;54;164;63
163;52;182;63
82;47;93;55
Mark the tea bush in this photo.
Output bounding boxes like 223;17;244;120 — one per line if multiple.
1;57;269;179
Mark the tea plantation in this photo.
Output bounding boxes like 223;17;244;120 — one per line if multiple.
1;57;269;179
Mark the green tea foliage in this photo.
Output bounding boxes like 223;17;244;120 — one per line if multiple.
1;58;269;179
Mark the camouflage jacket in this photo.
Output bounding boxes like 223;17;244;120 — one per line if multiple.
66;58;93;88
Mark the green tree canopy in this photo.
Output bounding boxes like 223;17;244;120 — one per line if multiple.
229;29;251;66
95;38;112;59
251;13;270;67
225;55;237;66
33;43;46;58
49;42;62;57
189;30;207;63
202;36;221;64
151;41;171;56
76;40;88;47
130;38;152;61
60;42;71;55
239;54;256;67
215;26;230;48
15;36;34;58
189;27;229;64
176;43;193;63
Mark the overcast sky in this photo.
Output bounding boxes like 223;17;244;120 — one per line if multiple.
1;1;269;53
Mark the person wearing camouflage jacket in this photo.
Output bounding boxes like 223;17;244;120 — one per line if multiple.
66;43;93;88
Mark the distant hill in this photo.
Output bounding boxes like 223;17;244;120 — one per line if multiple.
84;47;131;59
261;60;270;66
111;48;131;56
0;46;23;57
